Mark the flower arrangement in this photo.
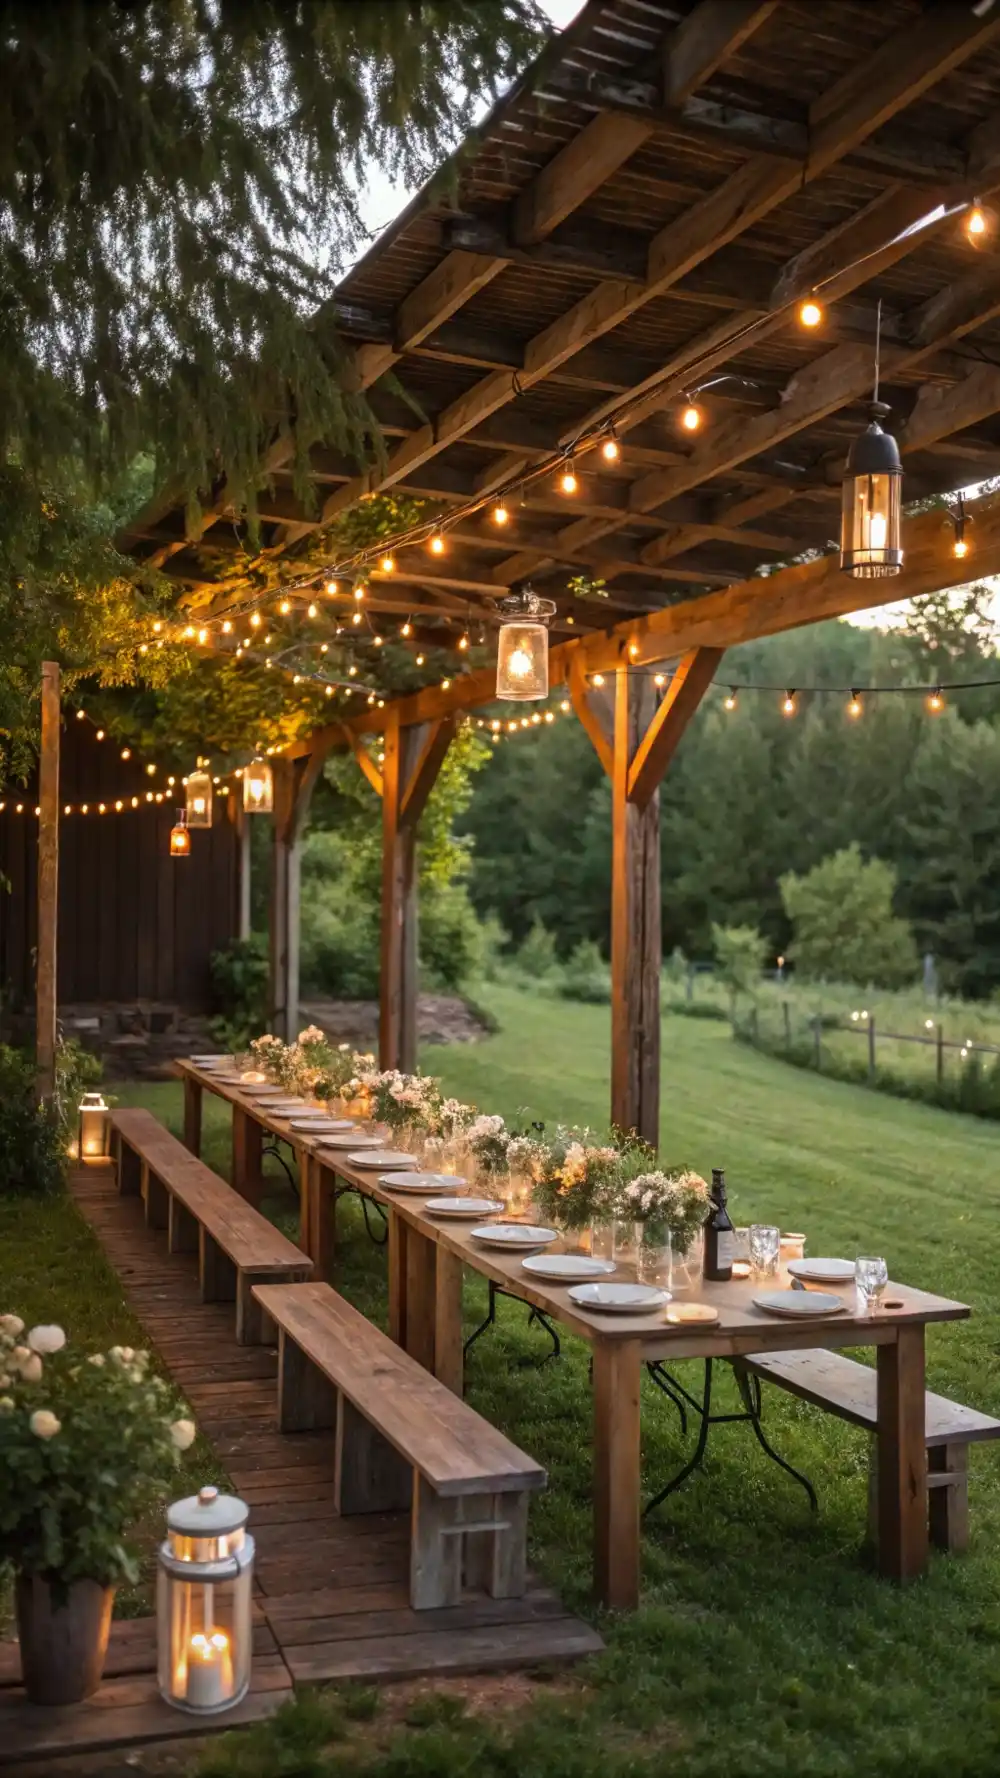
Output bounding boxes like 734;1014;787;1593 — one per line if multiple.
0;1313;194;1588
246;1031;361;1100
531;1128;621;1230
621;1170;709;1249
366;1069;442;1133
467;1113;510;1175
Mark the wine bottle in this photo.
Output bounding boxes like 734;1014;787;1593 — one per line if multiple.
703;1168;734;1282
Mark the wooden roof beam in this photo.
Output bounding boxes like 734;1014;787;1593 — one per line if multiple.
665;3;779;105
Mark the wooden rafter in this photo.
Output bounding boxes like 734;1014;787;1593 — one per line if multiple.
626;648;724;808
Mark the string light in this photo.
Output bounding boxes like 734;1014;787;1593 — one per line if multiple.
601;433;620;463
928;688;944;713
492;501;509;526
401;621;412;637
724;690;738;711
847;690;863;718
782;690;797;717
95;729;105;741
592;673;605;688
416;653;425;666
967;203;988;240
952;495;971;559
326;579;338;596
680;401;703;432
380;554;395;573
307;602;318;618
76;709;85;720
458;634;469;651
559;464;579;495
354;584;365;600
250;612;262;628
653;672;666;687
429;533;445;555
798;297;823;328
279;599;291;615
222;620;232;634
352;611;363;625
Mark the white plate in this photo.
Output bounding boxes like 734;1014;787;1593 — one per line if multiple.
379;1172;463;1193
522;1254;617;1282
754;1290;846;1318
425;1197;505;1218
191;1055;232;1066
317;1133;383;1150
568;1282;670;1313
289;1118;356;1134
347;1149;416;1170
471;1224;558;1249
787;1259;855;1284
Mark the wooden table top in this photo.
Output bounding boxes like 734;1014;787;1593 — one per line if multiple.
180;1061;971;1360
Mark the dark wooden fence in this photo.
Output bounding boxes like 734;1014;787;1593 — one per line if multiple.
0;720;239;1012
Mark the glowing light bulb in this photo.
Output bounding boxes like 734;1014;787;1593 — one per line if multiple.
326;579;338;596
724;691;737;712
628;642;639;658
307;602;317;618
279;599;291;615
458;634;469;651
492;502;509;526
95;729;105;741
954;536;969;559
681;403;702;432
380;554;395;573
222;620;232;634
152;621;162;634
782;692;797;717
654;673;666;687
429;533;445;555
967;205;988;239
847;693;863;719
560;699;570;713
601;436;620;462
507;646;533;679
120;747;131;760
592;672;605;688
798;298;823;328
374;635;384;647
198;628;208;643
352;611;363;625
183;625;195;639
559;468;578;495
868;511;887;551
928;689;944;713
441;677;451;690
354;584;365;600
416;653;425;666
401;621;412;637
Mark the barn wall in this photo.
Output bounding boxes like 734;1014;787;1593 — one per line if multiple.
0;719;239;1013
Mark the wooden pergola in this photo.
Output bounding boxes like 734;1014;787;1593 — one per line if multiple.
120;0;1000;1142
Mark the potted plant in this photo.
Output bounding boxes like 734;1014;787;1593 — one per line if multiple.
0;1314;195;1705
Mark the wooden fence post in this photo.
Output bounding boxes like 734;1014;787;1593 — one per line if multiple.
782;1001;791;1051
36;661;60;1104
936;1023;945;1085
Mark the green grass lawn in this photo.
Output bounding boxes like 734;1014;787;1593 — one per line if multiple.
11;992;1000;1774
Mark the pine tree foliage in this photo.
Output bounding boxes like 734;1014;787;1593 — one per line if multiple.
0;0;547;502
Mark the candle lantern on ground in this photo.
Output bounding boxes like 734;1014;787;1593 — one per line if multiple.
169;810;191;857
157;1485;254;1715
77;1091;110;1160
185;770;213;829
243;758;274;813
495;588;557;701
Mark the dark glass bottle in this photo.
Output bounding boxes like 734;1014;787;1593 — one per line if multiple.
702;1168;735;1282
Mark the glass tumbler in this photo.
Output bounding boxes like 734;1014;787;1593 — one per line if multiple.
749;1223;781;1279
855;1255;889;1314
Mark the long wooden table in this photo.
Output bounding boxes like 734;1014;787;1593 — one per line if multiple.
177;1060;971;1609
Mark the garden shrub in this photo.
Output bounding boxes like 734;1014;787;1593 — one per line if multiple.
209;934;269;1049
0;1045;69;1196
559;939;611;1004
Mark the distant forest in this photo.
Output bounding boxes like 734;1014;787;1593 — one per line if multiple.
459;590;1000;999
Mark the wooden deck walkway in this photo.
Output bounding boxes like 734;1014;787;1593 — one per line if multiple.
0;1164;600;1765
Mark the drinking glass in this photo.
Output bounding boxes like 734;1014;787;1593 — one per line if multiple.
855;1255;888;1314
749;1223;781;1279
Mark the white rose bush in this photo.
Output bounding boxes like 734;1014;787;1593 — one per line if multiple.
0;1314;196;1588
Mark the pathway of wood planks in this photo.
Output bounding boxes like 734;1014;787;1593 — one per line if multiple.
0;1164;601;1766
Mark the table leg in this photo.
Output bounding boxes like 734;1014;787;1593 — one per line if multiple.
434;1248;464;1397
593;1338;642;1609
231;1105;263;1208
876;1324;927;1582
404;1224;437;1373
310;1160;337;1281
183;1076;202;1156
298;1150;314;1259
388;1207;408;1346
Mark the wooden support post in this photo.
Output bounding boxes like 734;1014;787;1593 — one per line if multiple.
571;649;721;1146
876;1325;928;1582
237;800;252;941
434;1247;465;1397
592;1338;643;1610
269;745;334;1041
36;661;60;1103
380;715;456;1071
231;1105;263;1208
183;1074;203;1156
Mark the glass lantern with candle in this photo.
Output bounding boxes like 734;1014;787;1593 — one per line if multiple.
839;402;902;579
157;1485;254;1715
185;770;213;829
243;758;274;814
495;589;556;701
169;811;191;857
77;1091;110;1160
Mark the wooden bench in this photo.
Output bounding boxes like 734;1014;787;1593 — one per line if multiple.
252;1280;546;1610
740;1348;1000;1552
110;1108;312;1344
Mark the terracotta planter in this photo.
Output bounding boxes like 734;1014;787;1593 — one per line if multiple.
14;1572;115;1705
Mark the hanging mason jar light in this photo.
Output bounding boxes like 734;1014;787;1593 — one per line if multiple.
169;810;191;857
77;1090;110;1160
185;770;213;829
495;588;557;701
157;1485;254;1715
840;300;903;579
243;758;274;814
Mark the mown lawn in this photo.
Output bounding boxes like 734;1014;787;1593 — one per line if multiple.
14;989;1000;1774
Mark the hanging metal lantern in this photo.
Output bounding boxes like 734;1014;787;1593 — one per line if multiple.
495;588;557;701
243;758;273;814
185;770;213;829
157;1485;254;1715
169;810;191;857
840;401;903;579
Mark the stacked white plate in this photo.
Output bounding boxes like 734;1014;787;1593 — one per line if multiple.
522;1254;616;1282
754;1290;845;1318
568;1282;670;1313
786;1259;854;1283
289;1117;356;1134
425;1196;504;1219
379;1172;461;1193
471;1224;558;1249
317;1132;383;1151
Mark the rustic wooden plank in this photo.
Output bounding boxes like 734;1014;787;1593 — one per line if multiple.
610;669;661;1144
0;1666;292;1765
282;1617;603;1684
434;1246;465;1397
626;648;723;809
337;1395;413;1515
665;1;778;105
512;113;654;246
182;1073;202;1155
278;1325;338;1432
743;1349;1000;1444
262;1586;565;1647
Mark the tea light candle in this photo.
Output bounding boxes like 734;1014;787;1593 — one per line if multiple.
781;1233;806;1262
731;1260;751;1279
183;1631;233;1709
